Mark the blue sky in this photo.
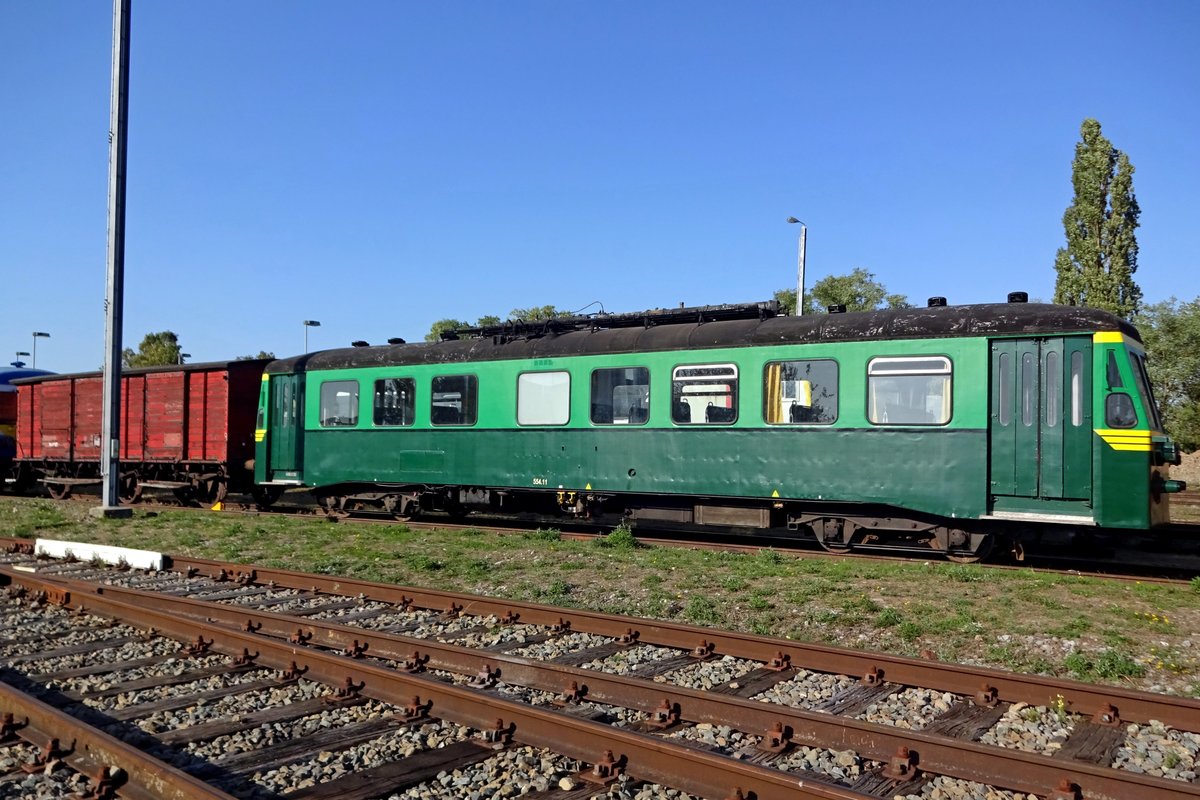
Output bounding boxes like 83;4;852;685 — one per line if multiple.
3;2;1197;373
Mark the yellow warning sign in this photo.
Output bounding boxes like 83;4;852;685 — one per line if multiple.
771;490;780;498
585;483;592;490
210;502;224;512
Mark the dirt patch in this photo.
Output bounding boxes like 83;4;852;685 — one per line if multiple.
1175;450;1200;484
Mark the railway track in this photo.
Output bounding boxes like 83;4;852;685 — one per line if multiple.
1;540;1198;799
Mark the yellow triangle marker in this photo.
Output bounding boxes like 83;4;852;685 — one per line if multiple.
585;483;592;490
771;489;780;498
210;502;224;512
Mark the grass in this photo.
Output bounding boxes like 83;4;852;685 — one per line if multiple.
2;495;1198;695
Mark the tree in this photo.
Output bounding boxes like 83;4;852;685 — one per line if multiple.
237;351;276;360
122;331;182;367
425;319;469;342
775;268;910;315
508;305;570;321
1135;298;1200;451
476;315;502;327
1053;119;1141;318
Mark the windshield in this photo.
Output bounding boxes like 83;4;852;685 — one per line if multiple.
1129;351;1163;431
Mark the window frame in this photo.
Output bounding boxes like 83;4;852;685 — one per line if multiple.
318;379;360;428
430;373;479;427
372;376;416;427
762;358;839;425
589;366;650;426
866;355;953;427
671;362;739;426
516;370;572;427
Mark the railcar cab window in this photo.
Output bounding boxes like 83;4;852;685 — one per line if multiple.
591;367;649;425
672;364;738;425
518;371;570;426
373;378;415;426
1129;351;1163;430
867;356;952;425
431;375;478;426
763;360;837;424
319;380;359;427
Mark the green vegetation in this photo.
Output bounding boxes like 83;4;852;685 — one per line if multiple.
1053;118;1141;318
1;496;1196;695
774;268;909;316
123;330;184;367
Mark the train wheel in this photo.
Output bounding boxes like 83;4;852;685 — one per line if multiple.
946;533;994;564
118;474;141;504
251;485;284;509
195;477;227;506
815;518;852;553
45;481;72;500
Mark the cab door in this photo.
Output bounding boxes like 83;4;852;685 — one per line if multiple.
268;373;303;479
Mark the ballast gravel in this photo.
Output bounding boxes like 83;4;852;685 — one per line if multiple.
1115;719;1200;781
855;687;956;730
977;702;1075;755
652;654;756;689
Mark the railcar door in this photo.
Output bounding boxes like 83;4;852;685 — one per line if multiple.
268;374;303;479
989;337;1091;503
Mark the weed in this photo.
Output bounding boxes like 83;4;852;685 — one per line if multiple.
526;528;562;542
1020;706;1042;722
1064;649;1145;681
876;607;903;628
404;554;444;572
1164;751;1182;770
684;595;722;625
594;524;639;550
642;574;664;586
748;594;771;611
1191;576;1200;594
897;621;923;642
721;576;748;591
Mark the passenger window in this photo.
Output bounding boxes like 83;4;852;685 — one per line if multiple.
319;380;359;427
591;368;649;425
867;356;952;425
431;375;478;426
1021;352;1034;427
1070;351;1083;426
672;364;738;424
518;371;571;425
1106;393;1137;428
997;352;1011;426
763;359;837;424
373;378;415;426
1045;351;1060;428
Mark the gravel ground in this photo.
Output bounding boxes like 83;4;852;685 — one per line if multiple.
652;655;757;689
1115;719;1200;781
753;668;857;708
854;687;955;730
977;703;1075;755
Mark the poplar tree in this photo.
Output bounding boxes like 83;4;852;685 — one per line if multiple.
1053;119;1142;317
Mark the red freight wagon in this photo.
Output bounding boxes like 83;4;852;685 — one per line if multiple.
13;360;267;504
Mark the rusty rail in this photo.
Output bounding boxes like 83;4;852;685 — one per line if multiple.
0;673;239;800
166;554;1200;730
5;566;1198;800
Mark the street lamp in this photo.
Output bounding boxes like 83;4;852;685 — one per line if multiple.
31;331;50;368
303;320;321;353
785;218;807;316
13;351;30;368
178;352;191;365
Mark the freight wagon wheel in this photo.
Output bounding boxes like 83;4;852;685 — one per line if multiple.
118;475;141;504
814;518;852;553
45;481;72;501
195;477;227;506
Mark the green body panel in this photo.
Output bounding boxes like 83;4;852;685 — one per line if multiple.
301;427;987;518
1091;339;1162;528
255;327;1174;530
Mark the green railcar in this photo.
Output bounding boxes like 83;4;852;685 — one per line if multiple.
252;300;1184;560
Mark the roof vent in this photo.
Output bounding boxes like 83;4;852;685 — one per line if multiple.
827;304;847;314
351;340;369;347
387;337;406;345
927;296;947;307
1007;292;1028;304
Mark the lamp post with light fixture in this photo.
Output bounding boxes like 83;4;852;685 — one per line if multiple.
31;332;50;368
14;351;30;368
786;217;806;316
303;320;321;353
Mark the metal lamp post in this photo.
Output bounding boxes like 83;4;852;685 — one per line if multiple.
786;217;806;316
31;332;50;368
303;320;321;352
14;351;30;368
178;352;191;365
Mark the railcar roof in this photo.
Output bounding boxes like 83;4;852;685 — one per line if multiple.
0;368;53;389
269;302;1139;375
